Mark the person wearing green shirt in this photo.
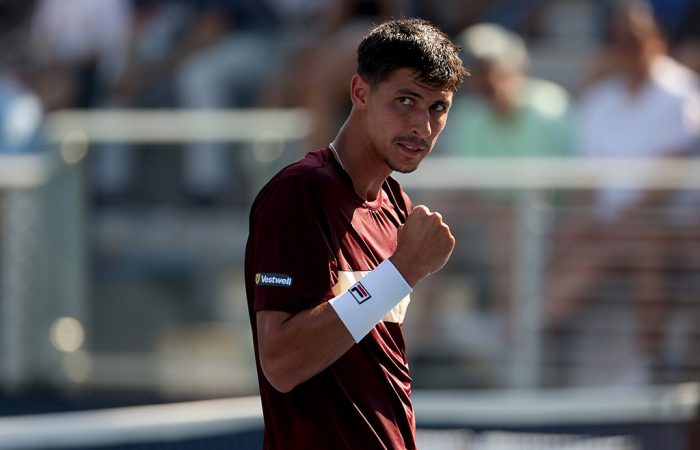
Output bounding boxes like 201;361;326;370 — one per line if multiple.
443;23;573;159
436;24;573;367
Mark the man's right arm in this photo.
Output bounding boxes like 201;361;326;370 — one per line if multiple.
257;205;455;393
257;305;354;393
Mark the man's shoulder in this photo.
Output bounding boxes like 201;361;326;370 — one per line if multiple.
263;149;332;189
251;149;336;210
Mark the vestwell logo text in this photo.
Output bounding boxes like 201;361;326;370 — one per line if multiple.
256;273;293;288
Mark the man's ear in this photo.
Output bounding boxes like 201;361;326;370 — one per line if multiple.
350;74;370;109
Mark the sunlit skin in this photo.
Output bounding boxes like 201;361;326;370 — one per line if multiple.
332;67;454;201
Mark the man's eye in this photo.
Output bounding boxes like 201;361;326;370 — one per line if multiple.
432;103;446;112
398;97;413;105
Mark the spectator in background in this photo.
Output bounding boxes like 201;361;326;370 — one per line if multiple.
108;0;192;107
264;0;409;151
595;0;700;46
0;1;44;285
91;0;192;203
29;0;132;110
0;1;44;154
174;0;280;204
93;0;281;205
445;23;573;160
0;72;43;154
437;23;573;342
413;0;549;39
545;0;700;386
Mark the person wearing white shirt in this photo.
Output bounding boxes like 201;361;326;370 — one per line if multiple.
546;0;700;387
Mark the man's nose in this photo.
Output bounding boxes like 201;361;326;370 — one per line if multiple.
412;109;432;138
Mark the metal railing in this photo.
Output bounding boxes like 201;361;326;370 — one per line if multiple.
396;157;700;388
2;109;699;396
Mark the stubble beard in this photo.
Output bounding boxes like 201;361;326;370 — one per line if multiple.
384;155;419;174
386;136;431;173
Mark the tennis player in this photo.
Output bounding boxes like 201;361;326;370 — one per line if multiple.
245;18;467;449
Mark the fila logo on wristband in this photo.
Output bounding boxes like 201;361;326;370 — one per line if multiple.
329;261;412;343
349;282;372;304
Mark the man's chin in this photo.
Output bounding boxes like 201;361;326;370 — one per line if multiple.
394;166;418;174
386;158;420;174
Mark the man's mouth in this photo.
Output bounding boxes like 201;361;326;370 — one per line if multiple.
396;139;428;153
399;143;422;152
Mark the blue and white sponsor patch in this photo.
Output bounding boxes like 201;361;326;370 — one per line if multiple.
255;273;293;287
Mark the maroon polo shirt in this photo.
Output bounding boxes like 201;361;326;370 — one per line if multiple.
244;147;416;449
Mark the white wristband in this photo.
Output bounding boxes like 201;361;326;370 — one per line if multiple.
329;259;412;343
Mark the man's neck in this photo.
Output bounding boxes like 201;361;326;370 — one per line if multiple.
332;121;391;202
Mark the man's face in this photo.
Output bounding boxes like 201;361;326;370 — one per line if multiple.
610;13;664;78
362;68;453;174
471;62;521;108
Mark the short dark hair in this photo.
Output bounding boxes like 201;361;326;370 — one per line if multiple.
357;18;467;92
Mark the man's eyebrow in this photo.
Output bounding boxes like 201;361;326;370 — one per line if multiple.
396;88;423;98
396;87;451;107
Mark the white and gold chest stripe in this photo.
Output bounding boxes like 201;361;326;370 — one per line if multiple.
332;270;411;324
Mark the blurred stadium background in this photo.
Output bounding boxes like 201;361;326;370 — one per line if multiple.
1;0;700;449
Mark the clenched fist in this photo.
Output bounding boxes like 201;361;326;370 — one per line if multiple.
390;205;455;287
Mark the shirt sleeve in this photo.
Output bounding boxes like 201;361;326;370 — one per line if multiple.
248;172;336;314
